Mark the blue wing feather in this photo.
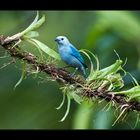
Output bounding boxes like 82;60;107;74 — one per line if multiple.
69;44;87;68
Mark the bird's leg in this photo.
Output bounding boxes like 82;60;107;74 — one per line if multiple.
70;67;78;77
58;65;71;70
62;65;71;69
58;65;71;73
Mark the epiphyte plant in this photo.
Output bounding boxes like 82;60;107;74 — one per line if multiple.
0;11;140;126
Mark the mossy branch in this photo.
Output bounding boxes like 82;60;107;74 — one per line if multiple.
1;12;140;125
0;35;140;113
0;35;82;84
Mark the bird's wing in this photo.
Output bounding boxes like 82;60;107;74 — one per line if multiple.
69;44;87;68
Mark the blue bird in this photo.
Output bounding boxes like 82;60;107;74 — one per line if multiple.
55;36;87;79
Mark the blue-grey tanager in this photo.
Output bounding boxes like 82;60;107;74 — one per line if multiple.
55;36;87;79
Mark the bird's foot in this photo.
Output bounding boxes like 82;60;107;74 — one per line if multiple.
70;73;75;77
58;66;71;71
70;68;78;77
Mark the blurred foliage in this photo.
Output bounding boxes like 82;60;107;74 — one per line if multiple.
1;11;140;129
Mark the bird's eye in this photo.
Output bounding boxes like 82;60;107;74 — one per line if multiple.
61;38;64;40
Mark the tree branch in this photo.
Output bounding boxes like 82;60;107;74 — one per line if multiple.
0;34;140;113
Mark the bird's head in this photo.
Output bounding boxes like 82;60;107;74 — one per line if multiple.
55;36;70;46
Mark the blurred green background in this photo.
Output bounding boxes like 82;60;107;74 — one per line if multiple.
0;11;140;129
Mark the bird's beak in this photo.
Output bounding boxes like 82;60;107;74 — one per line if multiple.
55;38;59;42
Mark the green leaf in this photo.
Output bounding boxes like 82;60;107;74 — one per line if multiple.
115;86;140;99
26;38;61;60
79;49;100;81
23;31;39;38
14;62;26;90
56;93;66;110
99;60;123;78
60;94;71;122
70;91;83;104
106;73;124;90
79;50;94;78
30;11;39;26
21;11;45;36
128;72;139;86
